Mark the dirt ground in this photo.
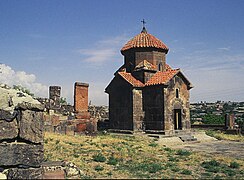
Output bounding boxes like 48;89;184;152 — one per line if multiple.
158;131;244;159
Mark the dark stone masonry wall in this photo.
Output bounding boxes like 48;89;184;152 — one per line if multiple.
107;76;133;130
143;85;165;130
0;102;45;179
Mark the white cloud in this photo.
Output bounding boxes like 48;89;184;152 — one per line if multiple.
217;47;230;51
78;48;116;63
0;64;48;98
77;35;128;64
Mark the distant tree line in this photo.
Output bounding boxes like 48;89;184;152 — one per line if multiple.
202;114;225;125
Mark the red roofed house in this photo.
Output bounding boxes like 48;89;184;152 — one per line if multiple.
105;26;193;135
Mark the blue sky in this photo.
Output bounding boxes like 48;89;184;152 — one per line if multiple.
0;0;244;105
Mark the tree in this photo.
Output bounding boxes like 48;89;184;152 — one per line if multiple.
202;114;225;125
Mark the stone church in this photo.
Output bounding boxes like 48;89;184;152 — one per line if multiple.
105;25;193;135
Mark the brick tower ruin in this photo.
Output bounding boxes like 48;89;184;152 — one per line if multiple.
74;82;90;119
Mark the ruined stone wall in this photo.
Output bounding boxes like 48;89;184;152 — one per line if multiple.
164;74;191;134
108;77;133;130
0;102;44;179
49;86;61;111
143;85;164;130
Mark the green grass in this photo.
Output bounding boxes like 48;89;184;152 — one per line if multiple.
44;132;244;179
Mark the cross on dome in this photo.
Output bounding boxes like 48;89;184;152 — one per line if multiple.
141;19;147;33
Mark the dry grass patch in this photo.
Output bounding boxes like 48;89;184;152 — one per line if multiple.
206;130;244;142
44;132;244;179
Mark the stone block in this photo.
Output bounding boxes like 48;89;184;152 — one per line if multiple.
65;125;75;135
0;143;43;167
43;169;65;179
51;115;60;126
19;110;44;143
75;112;90;119
7;168;43;179
16;102;45;111
0;119;18;141
74;82;89;113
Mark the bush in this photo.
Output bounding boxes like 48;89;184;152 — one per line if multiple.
181;169;192;175
170;166;180;172
92;153;106;162
148;142;158;147
201;160;221;173
230;161;240;169
94;165;104;171
224;169;236;176
168;156;179;162
176;149;191;156
163;147;174;153
126;162;163;174
107;156;119;165
148;163;163;173
202;160;220;167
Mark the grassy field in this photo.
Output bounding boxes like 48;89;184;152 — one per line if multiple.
44;132;244;179
206;130;244;142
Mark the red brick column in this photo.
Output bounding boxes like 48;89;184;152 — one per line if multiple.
74;82;90;119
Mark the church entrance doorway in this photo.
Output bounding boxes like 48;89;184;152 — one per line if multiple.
174;109;182;130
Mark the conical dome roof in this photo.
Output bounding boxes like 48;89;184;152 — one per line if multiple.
121;29;169;53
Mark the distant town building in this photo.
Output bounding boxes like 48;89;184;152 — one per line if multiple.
105;25;193;135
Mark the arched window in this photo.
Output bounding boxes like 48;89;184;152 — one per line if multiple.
158;63;162;71
176;88;179;98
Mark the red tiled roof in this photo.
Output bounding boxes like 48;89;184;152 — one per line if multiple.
165;64;172;71
118;72;144;87
121;31;169;52
145;69;179;86
118;66;181;87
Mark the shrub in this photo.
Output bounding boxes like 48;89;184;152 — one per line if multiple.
202;160;220;167
73;153;79;158
170;166;180;172
224;169;236;176
55;140;60;144
201;160;222;173
126;162;163;174
148;142;158;147
168;156;179;162
181;169;192;175
214;175;222;179
163;147;174;153
230;161;240;169
176;149;191;156
107;156;119;165
94;165;104;171
148;163;163;173
92;153;106;162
